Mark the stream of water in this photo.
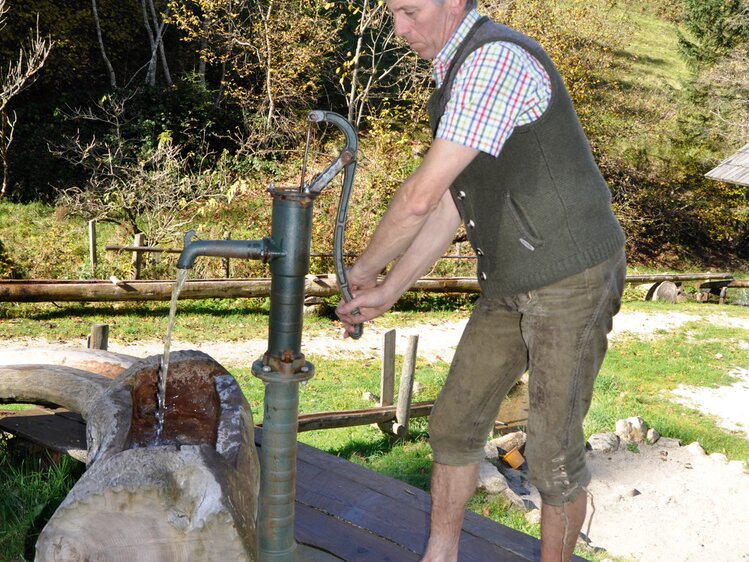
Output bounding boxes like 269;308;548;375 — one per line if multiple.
155;268;189;443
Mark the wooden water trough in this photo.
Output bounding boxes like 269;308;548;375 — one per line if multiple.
0;347;558;561
1;350;260;561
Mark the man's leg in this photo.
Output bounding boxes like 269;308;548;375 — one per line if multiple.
540;491;587;562
426;297;527;560
421;462;480;562
523;250;626;562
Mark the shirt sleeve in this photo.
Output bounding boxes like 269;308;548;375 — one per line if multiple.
435;41;551;157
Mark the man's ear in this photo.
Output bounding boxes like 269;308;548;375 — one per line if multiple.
445;0;468;15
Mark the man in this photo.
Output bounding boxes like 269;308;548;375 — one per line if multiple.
336;1;626;560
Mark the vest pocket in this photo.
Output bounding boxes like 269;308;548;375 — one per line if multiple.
506;192;545;250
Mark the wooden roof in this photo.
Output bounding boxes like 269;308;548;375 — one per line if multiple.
706;142;749;187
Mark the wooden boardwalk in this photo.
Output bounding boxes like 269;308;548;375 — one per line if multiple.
1;408;583;561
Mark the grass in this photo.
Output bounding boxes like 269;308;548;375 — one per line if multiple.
0;295;473;343
0;439;84;561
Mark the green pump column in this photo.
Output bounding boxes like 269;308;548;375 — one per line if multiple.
253;188;318;562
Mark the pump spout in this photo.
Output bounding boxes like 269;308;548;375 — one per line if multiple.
176;230;284;269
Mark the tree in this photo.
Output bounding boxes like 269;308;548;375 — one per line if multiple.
54;94;230;245
333;0;430;128
679;0;749;64
141;0;173;86
169;0;338;149
91;0;117;87
0;0;52;198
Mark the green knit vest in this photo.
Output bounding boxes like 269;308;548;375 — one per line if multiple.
428;17;625;297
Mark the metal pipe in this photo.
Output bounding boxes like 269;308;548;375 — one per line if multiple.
176;231;283;269
253;188;315;561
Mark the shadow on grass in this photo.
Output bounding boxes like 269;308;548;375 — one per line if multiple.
325;421;434;491
1;300;272;322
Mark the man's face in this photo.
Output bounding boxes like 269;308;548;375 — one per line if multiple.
386;0;466;60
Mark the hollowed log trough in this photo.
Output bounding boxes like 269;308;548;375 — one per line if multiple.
1;350;260;562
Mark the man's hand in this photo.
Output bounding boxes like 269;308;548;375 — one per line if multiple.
335;283;397;338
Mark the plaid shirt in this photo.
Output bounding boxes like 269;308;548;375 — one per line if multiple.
433;10;551;157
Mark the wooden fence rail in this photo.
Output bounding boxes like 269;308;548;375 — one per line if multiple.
0;273;740;303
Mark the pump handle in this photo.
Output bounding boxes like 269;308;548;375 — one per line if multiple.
307;110;362;339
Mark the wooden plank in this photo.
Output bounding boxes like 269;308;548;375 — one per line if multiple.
296;401;433;432
295;503;421;561
295;454;541;561
256;430;567;561
0;407;86;462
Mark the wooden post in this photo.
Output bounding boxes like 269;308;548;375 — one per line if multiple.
379;330;396;407
223;231;231;278
392;334;418;438
132;233;146;280
376;329;397;434
87;324;109;350
88;220;97;276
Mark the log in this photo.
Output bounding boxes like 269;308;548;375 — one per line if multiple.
36;350;260;562
625;272;733;283
0;348;138;379
0;273;737;303
0;276;483;303
0;365;110;418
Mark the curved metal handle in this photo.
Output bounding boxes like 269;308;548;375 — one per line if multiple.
307;110;362;339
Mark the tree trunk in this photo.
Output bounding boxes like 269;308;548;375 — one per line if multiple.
141;0;157;86
0;364;110;417
33;350;260;561
0;347;137;379
91;0;117;88
261;1;275;134
0;109;14;198
147;0;172;86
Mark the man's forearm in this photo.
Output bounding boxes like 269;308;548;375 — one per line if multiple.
353;140;480;280
353;181;434;279
379;191;462;299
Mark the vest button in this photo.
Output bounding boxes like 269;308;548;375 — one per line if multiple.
457;190;466;199
467;220;475;229
480;272;487;280
476;248;484;256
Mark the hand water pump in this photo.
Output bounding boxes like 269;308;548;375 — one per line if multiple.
177;110;361;561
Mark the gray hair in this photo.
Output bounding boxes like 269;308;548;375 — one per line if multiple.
434;0;478;9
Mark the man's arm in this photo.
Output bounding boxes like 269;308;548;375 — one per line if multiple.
336;139;477;334
347;139;478;285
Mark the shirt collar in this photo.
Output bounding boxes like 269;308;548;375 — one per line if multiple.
432;9;481;87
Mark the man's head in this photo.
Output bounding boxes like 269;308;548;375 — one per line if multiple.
386;0;472;60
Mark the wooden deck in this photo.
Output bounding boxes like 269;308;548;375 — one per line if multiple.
1;408;582;561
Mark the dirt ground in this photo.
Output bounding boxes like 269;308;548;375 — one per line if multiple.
4;308;749;562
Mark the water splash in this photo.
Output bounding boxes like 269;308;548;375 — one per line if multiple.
155;268;189;443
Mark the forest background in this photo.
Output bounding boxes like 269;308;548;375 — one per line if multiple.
0;0;747;281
